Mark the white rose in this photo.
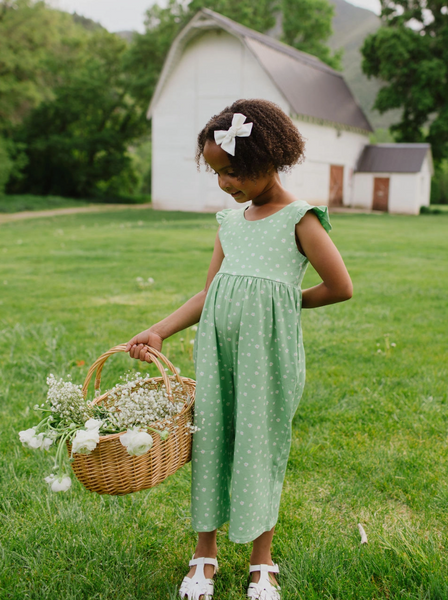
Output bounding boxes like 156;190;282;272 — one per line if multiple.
19;428;37;446
120;427;153;456
84;418;103;430
44;474;72;492
28;432;46;449
72;428;100;454
42;437;53;450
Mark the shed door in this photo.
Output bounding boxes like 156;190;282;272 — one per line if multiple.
329;165;344;207
372;177;390;212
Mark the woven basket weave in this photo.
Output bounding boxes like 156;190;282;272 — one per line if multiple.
67;344;195;495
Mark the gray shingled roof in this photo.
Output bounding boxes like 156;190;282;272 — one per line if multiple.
148;9;373;133
356;144;431;173
203;10;372;132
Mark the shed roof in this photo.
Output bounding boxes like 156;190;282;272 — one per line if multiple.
356;144;432;173
148;8;373;133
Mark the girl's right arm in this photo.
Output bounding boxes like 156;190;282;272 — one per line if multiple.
126;230;225;363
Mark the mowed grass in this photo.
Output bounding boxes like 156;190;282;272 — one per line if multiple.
0;208;447;599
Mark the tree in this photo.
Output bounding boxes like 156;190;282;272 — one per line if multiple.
0;0;96;193
361;0;448;161
10;30;147;197
0;0;83;134
281;0;342;70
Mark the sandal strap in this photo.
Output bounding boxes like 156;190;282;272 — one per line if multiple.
189;556;218;571
249;563;279;574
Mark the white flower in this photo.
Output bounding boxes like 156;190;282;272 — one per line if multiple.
147;277;154;284
42;437;53;450
72;428;100;455
84;418;103;430
191;325;198;332
190;339;195;345
19;428;37;446
44;474;72;492
120;427;153;456
19;429;53;450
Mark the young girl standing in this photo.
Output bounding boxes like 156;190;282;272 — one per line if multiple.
126;99;353;600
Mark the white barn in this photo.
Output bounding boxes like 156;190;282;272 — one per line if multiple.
147;9;432;214
353;144;433;215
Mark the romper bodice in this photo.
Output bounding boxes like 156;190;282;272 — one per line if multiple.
216;199;331;289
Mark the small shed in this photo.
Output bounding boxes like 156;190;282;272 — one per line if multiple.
352;144;434;214
147;8;373;212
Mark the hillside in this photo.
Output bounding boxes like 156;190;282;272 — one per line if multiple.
329;0;400;129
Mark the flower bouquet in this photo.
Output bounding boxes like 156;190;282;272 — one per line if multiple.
19;345;196;495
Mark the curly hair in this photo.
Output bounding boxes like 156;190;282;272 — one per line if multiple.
196;99;306;180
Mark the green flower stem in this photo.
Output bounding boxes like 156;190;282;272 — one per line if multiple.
34;415;52;433
54;430;75;472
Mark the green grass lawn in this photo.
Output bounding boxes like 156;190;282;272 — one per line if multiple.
0;208;447;599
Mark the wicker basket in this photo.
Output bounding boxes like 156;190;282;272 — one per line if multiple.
67;344;195;495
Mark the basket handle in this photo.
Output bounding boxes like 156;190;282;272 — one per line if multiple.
82;344;187;402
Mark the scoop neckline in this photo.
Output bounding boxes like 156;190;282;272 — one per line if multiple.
242;200;300;223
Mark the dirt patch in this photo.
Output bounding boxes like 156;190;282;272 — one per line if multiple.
0;203;152;225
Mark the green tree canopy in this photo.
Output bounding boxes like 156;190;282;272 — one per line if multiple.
361;0;448;161
281;0;342;70
10;30;146;197
0;0;83;134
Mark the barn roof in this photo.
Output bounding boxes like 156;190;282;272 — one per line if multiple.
147;8;373;133
356;144;433;173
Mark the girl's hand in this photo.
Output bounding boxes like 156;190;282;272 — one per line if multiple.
125;328;164;364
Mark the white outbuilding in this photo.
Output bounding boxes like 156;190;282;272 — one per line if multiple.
352;144;434;215
147;9;432;214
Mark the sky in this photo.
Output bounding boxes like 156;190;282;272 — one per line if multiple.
48;0;381;33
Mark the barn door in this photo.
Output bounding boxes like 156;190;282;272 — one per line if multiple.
372;177;389;212
329;165;344;207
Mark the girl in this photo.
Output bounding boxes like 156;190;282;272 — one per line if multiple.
126;99;353;600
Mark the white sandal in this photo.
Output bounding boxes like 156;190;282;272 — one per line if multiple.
247;563;281;599
179;554;219;600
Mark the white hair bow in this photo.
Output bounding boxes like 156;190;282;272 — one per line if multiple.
214;113;253;156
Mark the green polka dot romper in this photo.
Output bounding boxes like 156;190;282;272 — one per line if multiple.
191;199;331;544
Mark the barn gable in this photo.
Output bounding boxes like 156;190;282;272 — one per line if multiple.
148;8;372;134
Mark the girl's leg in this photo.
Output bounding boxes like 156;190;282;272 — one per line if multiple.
249;526;278;586
186;529;218;581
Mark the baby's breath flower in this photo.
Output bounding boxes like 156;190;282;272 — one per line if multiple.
46;374;92;426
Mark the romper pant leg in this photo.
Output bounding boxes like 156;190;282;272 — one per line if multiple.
190;287;237;532
227;278;305;544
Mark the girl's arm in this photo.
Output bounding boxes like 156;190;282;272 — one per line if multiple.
126;230;225;362
296;211;353;309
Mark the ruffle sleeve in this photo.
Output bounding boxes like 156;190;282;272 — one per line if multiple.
296;203;332;233
216;208;232;226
